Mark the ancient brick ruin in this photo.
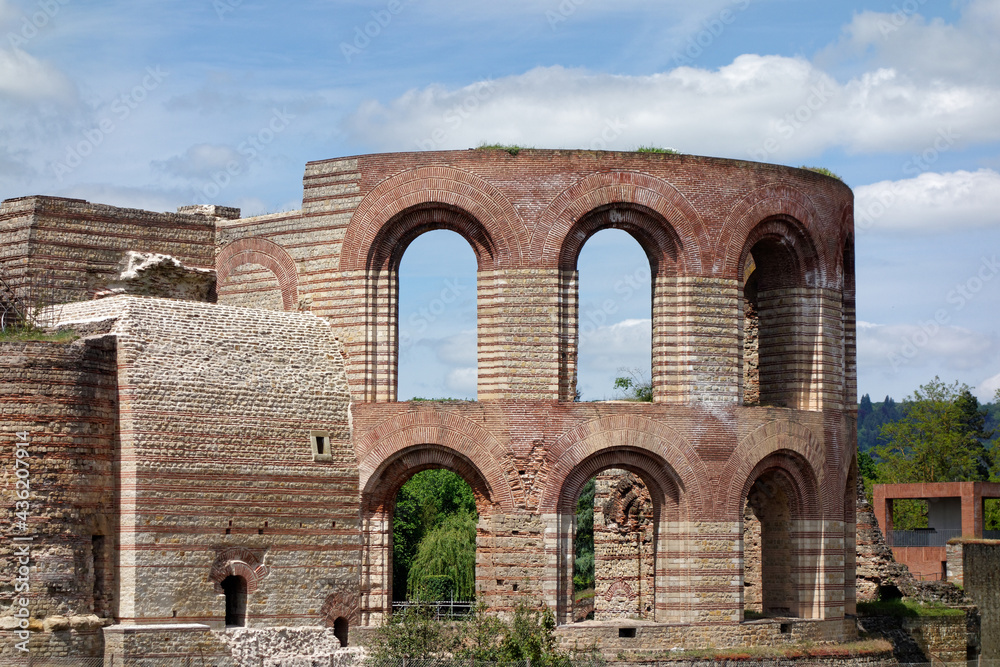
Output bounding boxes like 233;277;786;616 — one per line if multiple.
1;149;858;660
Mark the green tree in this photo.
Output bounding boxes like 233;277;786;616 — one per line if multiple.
614;368;652;401
407;512;477;601
873;378;992;529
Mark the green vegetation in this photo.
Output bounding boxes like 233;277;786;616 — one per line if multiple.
0;326;78;343
573;478;595;591
634;145;679;154
393;469;477;601
857;599;965;618
476;143;527;156
366;601;597;667
859;378;1000;530
800;165;843;180
613;368;653;401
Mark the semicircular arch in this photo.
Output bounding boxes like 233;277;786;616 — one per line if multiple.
532;171;708;274
216;237;299;311
341;165;525;272
538;415;708;516
357;410;518;513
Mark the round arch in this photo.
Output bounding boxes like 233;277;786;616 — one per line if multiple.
340;165;525;272
216;237;299;311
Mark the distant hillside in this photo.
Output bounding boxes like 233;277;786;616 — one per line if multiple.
858;392;1000;453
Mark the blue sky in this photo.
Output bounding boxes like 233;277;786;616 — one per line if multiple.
2;0;999;403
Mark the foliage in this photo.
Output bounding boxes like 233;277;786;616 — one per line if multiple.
367;601;587;667
407;512;477;601
866;378;1000;530
634;146;679;154
365;605;456;662
856;599;965;618
857;393;903;453
393;469;477;601
613;368;652;401
573;478;595;591
800;165;843;181
0;326;78;342
476;143;526;156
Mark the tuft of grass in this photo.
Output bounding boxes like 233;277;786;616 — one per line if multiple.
800;166;843;181
0;326;79;343
857;599;965;618
573;588;595;603
476;143;527;156
634;146;679;154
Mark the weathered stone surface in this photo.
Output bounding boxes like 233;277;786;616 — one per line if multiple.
95;250;217;301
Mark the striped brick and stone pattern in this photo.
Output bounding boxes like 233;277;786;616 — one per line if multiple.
47;296;361;630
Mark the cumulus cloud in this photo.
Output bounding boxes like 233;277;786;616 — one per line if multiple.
0;47;76;104
979;372;1000;402
857;320;1000;375
445;367;476;396
855;169;1000;233
344;55;1000;159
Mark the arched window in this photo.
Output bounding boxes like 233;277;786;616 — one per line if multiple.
221;575;247;627
575;229;653;401
397;230;478;401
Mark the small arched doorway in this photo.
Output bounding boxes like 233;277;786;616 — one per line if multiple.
221;575;247;627
333;616;349;647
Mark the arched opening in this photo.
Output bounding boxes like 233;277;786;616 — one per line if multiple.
740;218;820;409
333;616;349;647
221;575;247;627
360;444;496;625
397;229;478;401
740;452;820;620
557;204;682;402
842;235;856;408
392;468;477;606
554;448;683;624
576;229;652;401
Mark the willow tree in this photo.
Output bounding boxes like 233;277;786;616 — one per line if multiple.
407;512;477;601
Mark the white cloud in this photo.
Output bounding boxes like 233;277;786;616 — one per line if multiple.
435;330;476;366
153;143;243;180
856;169;1000;233
445;367;476;396
0;47;76;103
857;320;1000;374
345;56;1000;159
979;372;1000;402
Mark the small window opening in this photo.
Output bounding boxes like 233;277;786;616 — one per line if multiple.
311;432;332;460
334;616;349;647
222;575;247;627
619;627;636;638
92;535;107;617
512;583;518;592
780;623;791;634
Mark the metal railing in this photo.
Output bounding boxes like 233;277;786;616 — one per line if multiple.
890;528;962;547
390;600;475;620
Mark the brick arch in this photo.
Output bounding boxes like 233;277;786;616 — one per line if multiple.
538;415;708;516
738;216;822;289
217;237;298;311
358;410;518;513
532;171;708;274
340;165;524;271
739;450;820;520
210;547;269;594
722;421;825;519
716;183;830;286
320;591;360;626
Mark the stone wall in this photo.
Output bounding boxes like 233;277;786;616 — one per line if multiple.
963;540;1000;659
0;338;119;660
0;196;218;306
